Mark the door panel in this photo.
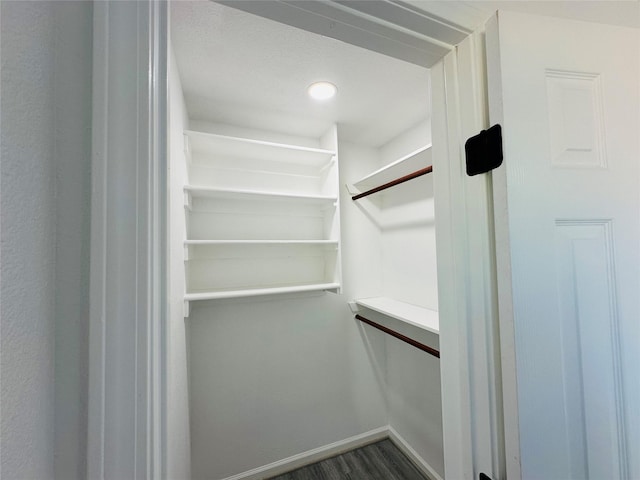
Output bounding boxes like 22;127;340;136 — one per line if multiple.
487;11;639;479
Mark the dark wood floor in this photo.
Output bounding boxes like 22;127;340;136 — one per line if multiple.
267;439;429;480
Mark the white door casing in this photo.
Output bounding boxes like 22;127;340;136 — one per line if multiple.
487;11;640;480
88;1;168;478
89;2;523;479
432;31;505;480
90;2;504;478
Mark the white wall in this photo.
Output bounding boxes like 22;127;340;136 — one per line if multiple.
347;119;444;478
168;43;192;480
381;120;443;479
379;119;437;310
387;338;443;478
1;2;92;478
186;136;388;480
1;3;56;476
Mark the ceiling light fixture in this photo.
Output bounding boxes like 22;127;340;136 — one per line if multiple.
307;81;337;101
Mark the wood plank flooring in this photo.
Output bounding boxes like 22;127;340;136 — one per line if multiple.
267;439;429;480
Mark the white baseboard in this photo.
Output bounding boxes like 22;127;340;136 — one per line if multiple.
388;426;443;480
220;426;389;480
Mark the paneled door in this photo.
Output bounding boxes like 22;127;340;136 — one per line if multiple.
486;10;639;480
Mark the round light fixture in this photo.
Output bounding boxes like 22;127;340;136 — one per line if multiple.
307;81;337;101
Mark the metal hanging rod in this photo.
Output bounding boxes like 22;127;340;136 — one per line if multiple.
351;166;433;201
355;314;440;358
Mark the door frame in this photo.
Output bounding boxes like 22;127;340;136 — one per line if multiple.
431;29;507;480
88;2;503;478
88;1;168;478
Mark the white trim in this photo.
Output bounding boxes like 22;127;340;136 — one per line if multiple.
219;427;389;480
388;427;443;480
337;0;472;43
403;0;493;33
88;1;168;478
87;4;109;476
217;0;454;67
431;48;474;480
485;13;521;480
456;28;506;480
431;25;505;480
149;1;169;476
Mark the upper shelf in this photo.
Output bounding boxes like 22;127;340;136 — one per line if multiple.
184;185;337;205
185;130;336;168
353;145;432;190
348;145;432;200
354;296;439;334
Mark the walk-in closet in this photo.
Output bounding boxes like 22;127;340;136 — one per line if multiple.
168;2;442;478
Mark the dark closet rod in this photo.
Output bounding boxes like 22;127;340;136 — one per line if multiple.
351;166;433;201
355;314;440;358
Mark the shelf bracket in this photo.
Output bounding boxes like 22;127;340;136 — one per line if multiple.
183;299;190;318
345;183;359;195
183;132;190;155
347;301;360;314
319;155;336;174
184;191;192;210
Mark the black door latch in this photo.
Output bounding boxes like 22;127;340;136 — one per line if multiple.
465;124;503;176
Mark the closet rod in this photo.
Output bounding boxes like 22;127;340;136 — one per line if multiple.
355;314;440;358
351;166;433;201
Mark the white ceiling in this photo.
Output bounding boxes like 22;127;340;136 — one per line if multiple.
170;1;431;147
170;0;638;146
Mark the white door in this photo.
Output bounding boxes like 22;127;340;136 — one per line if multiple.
486;11;639;480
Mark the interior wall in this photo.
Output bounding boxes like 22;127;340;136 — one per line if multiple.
376;119;444;478
387;339;444;478
379;118;438;310
1;3;56;476
1;2;93;478
168;43;192;480
187;133;388;480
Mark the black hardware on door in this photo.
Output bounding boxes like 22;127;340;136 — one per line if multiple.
479;473;493;480
465;124;503;176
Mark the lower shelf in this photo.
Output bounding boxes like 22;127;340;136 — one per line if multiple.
184;282;341;315
354;297;439;334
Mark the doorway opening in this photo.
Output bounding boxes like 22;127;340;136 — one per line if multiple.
167;2;441;479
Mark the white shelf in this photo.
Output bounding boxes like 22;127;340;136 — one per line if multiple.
182;125;341;314
184;185;337;205
185;130;336;168
185;282;341;301
184;240;338;246
354;297;439;334
350;145;432;193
